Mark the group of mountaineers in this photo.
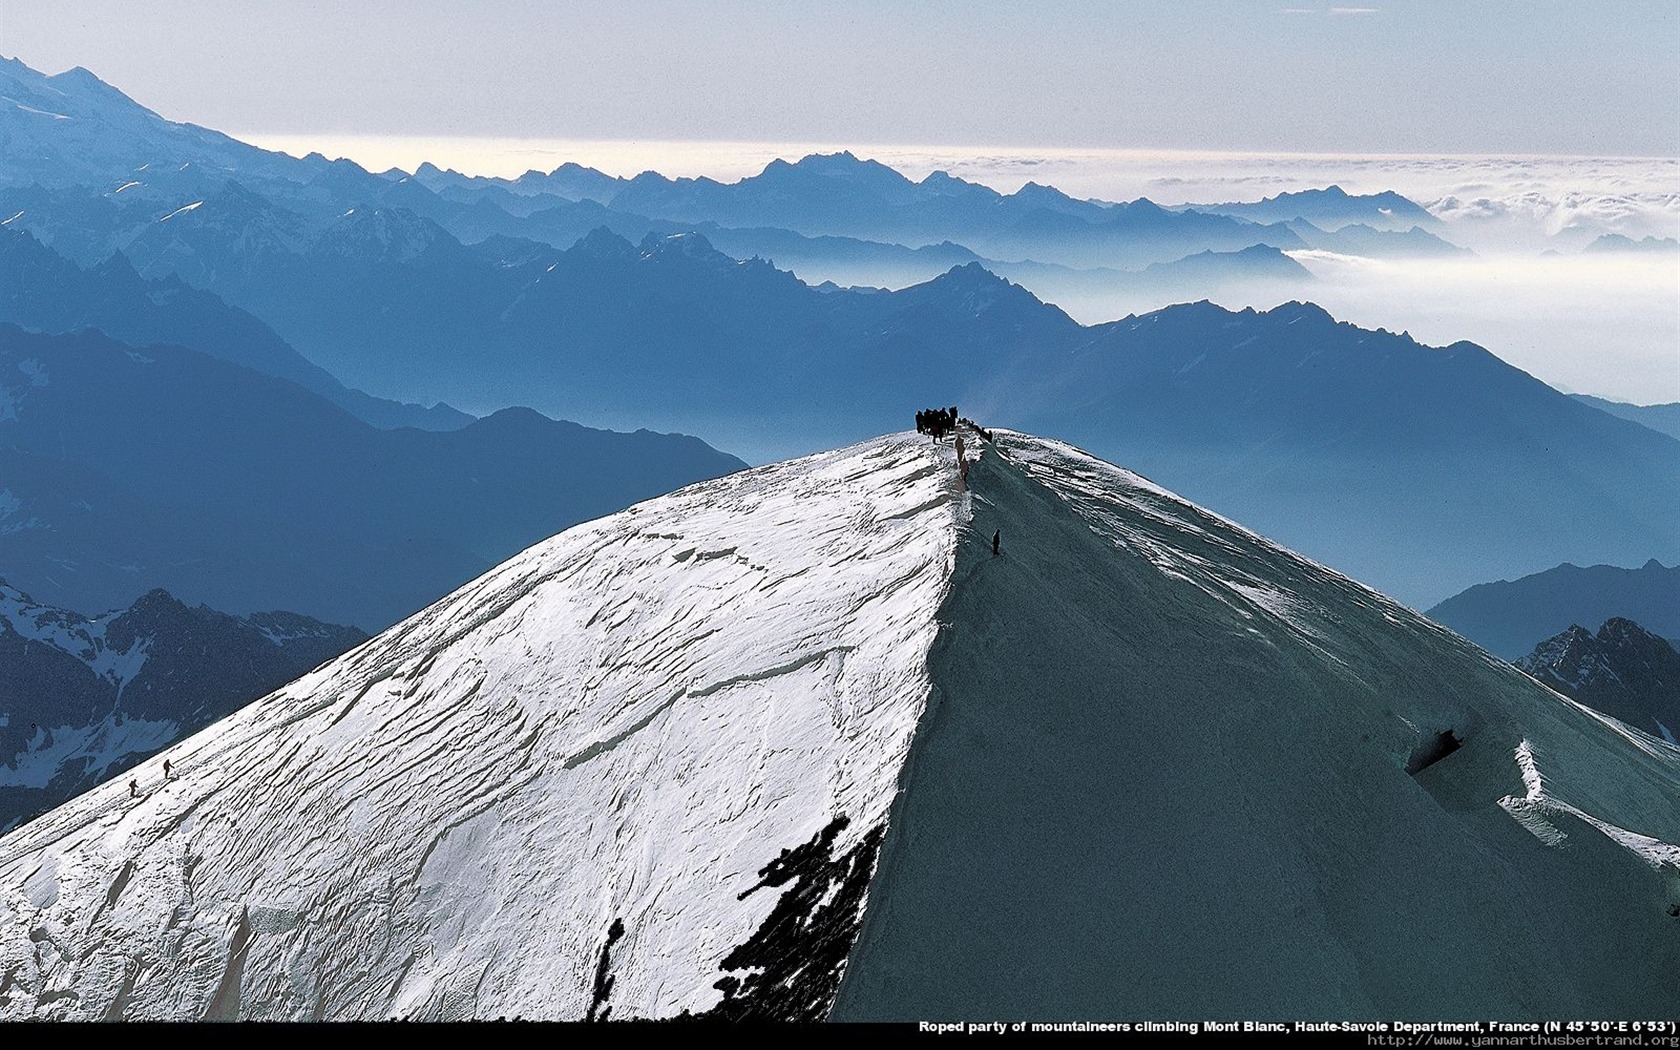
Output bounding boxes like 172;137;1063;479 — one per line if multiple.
915;404;1000;557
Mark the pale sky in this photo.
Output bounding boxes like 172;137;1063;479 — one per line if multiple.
0;0;1675;156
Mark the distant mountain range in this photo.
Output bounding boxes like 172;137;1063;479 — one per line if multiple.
1583;234;1679;254
1516;618;1680;742
0;326;746;628
410;156;1459;271
0;157;1348;336
1;54;1671;610
1570;394;1680;442
1282;218;1466;258
1172;185;1440;232
0;55;1458;290
5;216;1674;608
1428;560;1680;660
142;219;1677;607
0;578;365;831
1004;301;1680;608
551;159;1319;269
0;226;470;430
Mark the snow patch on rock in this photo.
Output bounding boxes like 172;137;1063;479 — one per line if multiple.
0;584;149;688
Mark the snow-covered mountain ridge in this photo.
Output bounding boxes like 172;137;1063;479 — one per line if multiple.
1;431;1677;1020
0;433;964;1020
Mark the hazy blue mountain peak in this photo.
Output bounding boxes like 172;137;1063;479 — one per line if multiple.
304;156;383;197
1012;180;1077;203
922;261;1027;299
550;161;609;178
1112;196;1172;216
638;229;727;262
571;224;637;257
1584;233;1680;253
916;169;1003;202
3;58;146;118
901;262;1077;327
1429;559;1680;659
1186;185;1438;232
310;205;451;262
89;246;144;282
1266;298;1336;321
785;150;912;183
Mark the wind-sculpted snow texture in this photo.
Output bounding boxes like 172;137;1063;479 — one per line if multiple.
834;434;1680;1020
3;430;1679;1021
0;434;963;1020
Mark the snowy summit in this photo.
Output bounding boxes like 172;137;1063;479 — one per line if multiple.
0;429;1677;1020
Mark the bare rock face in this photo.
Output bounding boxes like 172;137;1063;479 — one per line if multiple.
1517;617;1680;742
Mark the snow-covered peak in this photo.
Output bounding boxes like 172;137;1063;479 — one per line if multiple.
0;433;966;1020
0;579;140;689
1;430;1677;1021
0;56;302;191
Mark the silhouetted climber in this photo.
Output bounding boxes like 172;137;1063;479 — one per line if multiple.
129;779;139;798
992;530;1000;556
163;759;173;778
